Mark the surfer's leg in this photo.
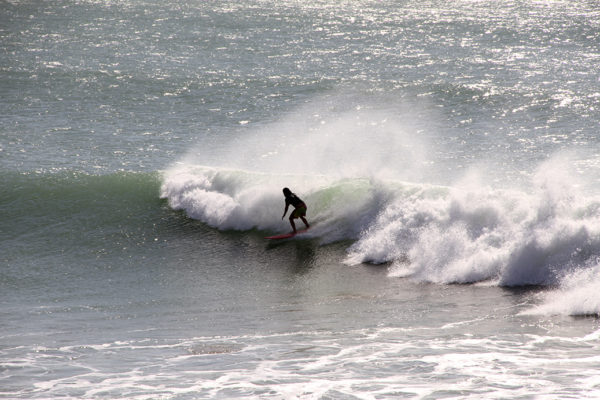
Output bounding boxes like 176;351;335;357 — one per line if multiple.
300;216;309;228
290;208;302;233
297;206;309;229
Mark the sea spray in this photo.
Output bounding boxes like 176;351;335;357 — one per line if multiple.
180;95;435;182
162;93;600;316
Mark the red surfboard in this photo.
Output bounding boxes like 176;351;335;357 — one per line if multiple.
265;228;309;240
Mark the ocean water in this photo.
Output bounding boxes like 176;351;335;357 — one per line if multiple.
3;0;600;398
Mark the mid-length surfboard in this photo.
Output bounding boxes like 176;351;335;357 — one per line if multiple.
265;228;309;240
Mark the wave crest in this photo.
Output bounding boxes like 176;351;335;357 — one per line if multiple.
161;163;600;315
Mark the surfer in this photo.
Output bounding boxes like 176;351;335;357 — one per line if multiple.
282;187;310;234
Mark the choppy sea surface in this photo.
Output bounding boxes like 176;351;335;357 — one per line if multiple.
3;0;600;398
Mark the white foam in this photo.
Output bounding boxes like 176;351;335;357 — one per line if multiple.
345;156;600;293
162;154;600;302
160;165;396;239
163;102;600;315
6;326;600;399
523;263;600;316
161;165;329;232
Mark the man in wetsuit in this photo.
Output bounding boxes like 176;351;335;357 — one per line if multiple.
282;187;310;234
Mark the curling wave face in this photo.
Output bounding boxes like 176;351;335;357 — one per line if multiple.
161;161;600;314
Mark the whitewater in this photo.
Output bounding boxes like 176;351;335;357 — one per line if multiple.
3;0;600;398
161;105;600;316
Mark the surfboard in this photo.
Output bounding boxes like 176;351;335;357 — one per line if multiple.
265;228;309;240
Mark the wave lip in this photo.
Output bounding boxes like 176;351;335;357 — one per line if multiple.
159;164;395;239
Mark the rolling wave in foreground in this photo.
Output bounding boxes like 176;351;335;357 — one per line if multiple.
161;108;600;317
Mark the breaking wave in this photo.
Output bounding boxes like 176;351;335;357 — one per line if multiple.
161;158;600;316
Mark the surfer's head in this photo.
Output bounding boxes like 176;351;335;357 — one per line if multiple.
282;187;291;197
